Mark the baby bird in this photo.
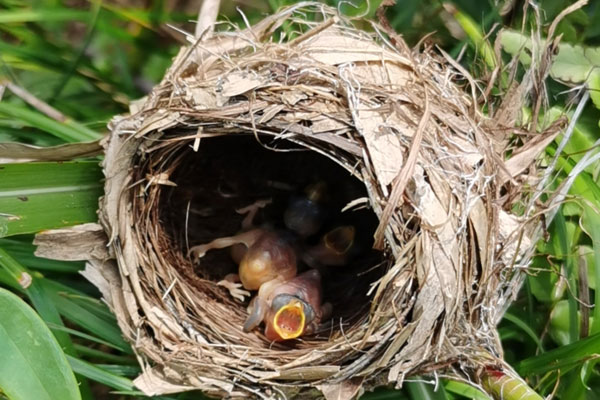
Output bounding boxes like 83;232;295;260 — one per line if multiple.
244;269;330;341
283;182;327;237
188;199;297;302
188;193;335;341
303;225;356;268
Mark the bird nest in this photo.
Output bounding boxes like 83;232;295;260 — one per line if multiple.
34;2;561;399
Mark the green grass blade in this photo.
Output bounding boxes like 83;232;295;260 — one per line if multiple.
0;9;89;23
583;207;600;335
503;311;545;352
553;211;579;344
67;356;135;392
444;380;491;400
22;281;98;400
560;360;598;400
0;287;81;400
518;332;600;375
0;250;129;352
0;247;100;399
43;280;120;321
47;322;128;351
0;267;20;290
52;1;101;99
0;102;102;142
360;387;409;399
448;7;497;69
95;364;140;377
0;247;77;362
405;380;448;400
545;144;600;201
45;283;132;353
546;139;600;342
73;344;136;364
0;161;103;238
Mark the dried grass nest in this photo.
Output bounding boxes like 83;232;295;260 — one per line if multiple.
35;2;562;399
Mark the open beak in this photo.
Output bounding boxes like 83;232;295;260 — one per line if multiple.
271;299;306;340
324;225;355;255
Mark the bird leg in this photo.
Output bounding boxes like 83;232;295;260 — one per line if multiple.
241;276;287;333
243;296;268;332
217;273;251;302
236;198;272;230
188;229;263;262
188;198;271;262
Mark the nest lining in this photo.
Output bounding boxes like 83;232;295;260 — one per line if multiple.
86;3;548;397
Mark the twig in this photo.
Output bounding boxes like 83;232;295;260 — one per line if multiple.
288;17;337;47
547;0;588;41
195;0;221;39
3;81;68;122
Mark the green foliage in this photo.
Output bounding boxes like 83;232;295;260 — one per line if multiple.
518;332;600;376
0;287;81;400
0;162;103;237
1;1;600;399
444;381;490;400
500;30;600;109
0;102;101;142
67;356;136;393
405;381;449;400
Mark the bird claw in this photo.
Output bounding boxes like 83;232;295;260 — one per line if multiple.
235;198;272;215
188;244;209;262
236;199;272;230
217;280;250;302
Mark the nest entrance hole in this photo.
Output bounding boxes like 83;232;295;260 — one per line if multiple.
159;134;387;341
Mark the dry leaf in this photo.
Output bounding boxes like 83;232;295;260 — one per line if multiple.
221;71;264;97
0;141;102;163
34;223;109;261
318;378;364;400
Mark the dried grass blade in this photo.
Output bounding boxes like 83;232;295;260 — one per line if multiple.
373;95;430;250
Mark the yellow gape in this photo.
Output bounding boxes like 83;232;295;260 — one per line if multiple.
272;300;306;340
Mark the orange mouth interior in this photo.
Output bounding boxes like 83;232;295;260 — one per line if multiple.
273;300;306;340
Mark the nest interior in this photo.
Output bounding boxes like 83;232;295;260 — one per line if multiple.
89;3;548;398
158;134;387;342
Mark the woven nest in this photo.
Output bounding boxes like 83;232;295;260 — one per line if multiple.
37;3;562;398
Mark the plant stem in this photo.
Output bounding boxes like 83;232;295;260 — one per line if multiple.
482;367;543;400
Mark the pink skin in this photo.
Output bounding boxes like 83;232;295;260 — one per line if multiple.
188;199;335;340
188;199;296;302
244;269;331;341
